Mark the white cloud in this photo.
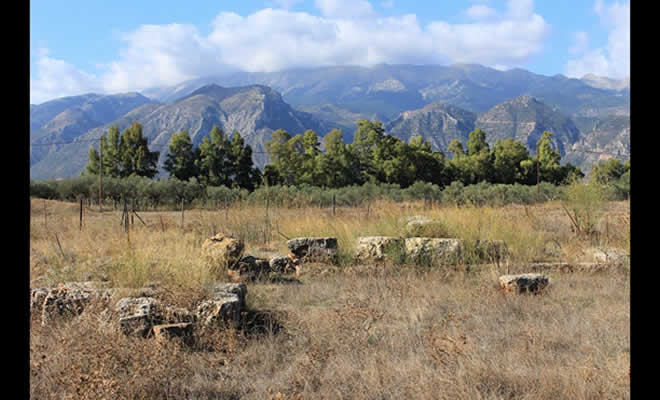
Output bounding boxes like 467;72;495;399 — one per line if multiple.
427;1;548;66
30;48;102;104
31;0;553;102
314;0;376;18
466;5;497;20
569;31;589;55
507;0;534;20
101;23;233;93
565;0;629;79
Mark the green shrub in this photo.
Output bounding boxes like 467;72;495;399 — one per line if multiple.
30;180;60;199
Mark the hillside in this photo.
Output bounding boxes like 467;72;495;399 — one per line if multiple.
142;63;629;118
384;96;592;164
30;64;631;179
30;85;340;179
30;92;155;168
384;102;476;151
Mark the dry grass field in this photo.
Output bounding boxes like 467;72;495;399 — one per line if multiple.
29;197;630;399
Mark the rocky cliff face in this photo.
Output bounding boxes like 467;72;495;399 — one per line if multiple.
30;92;154;169
384;102;476;150
563;115;630;170
475;96;581;156
385;96;582;157
30;63;631;180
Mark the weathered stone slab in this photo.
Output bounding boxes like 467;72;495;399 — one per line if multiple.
355;236;405;262
209;283;247;306
31;288;50;313
116;297;162;337
404;238;463;264
230;255;271;280
115;295;194;337
36;282;115;325
201;234;245;275
195;282;247;327
195;297;242;327
499;273;549;294
269;256;295;274
286;237;338;263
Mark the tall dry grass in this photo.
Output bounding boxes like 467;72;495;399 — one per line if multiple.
29;198;630;399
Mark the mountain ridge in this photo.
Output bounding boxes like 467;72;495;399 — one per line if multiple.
30;64;630;180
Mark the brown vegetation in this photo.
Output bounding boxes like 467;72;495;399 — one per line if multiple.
30;198;630;399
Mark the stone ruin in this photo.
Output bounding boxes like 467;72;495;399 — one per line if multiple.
30;224;630;342
31;281;248;343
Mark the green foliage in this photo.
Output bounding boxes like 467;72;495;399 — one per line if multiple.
30;180;60;199
84;123;159;179
164;130;197;181
228;132;261;191
66;118;597;210
589;158;630;200
119;122;160;178
53;176;96;201
562;181;609;237
196;125;232;187
493;138;531;184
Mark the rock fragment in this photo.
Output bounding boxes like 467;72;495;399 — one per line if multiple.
201;234;245;276
355;236;405;262
404;238;463;264
286;237;338;263
499;273;549;294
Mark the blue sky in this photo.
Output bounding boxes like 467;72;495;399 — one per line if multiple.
29;0;630;104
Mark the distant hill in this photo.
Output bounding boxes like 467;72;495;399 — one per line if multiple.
30;92;154;168
30;85;341;179
475;96;580;155
383;96;624;172
141;64;629;119
30;63;630;179
384;102;476;151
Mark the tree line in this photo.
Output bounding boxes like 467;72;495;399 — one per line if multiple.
85;122;261;191
78;118;631;197
262;120;584;188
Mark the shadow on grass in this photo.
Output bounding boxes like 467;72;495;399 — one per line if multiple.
239;308;287;338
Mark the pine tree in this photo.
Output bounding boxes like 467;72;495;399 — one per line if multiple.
196;125;232;187
228;131;260;191
119;122;159;178
164;130;197;181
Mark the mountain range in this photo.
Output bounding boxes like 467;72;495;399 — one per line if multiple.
29;63;630;180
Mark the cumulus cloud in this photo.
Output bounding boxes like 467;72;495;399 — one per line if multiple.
314;0;376;18
569;31;589;55
101;23;236;93
31;0;553;102
565;0;629;79
466;5;497;20
30;48;102;104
